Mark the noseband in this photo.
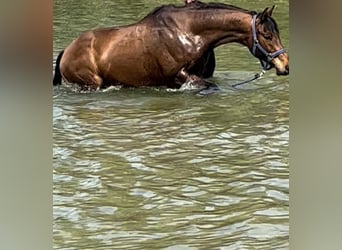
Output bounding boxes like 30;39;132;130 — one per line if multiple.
251;14;286;70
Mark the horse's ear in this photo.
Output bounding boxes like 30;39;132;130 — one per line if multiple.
267;5;275;16
260;5;275;22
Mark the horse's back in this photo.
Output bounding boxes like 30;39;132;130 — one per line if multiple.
60;24;168;88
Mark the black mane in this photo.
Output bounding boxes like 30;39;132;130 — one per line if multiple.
187;2;252;13
144;2;257;19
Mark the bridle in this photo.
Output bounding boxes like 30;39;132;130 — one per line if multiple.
251;14;286;70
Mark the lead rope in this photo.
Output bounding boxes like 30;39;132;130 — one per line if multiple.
231;68;266;88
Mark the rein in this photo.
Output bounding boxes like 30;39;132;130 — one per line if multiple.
232;14;286;88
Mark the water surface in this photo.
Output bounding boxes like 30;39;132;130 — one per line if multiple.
53;0;289;249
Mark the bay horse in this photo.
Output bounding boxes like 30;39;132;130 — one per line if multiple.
53;2;289;91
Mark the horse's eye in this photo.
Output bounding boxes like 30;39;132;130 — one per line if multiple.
264;34;272;40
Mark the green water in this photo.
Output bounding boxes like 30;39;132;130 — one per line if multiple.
53;0;289;249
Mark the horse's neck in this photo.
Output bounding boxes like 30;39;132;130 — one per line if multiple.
189;11;252;48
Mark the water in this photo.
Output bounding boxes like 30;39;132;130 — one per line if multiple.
53;0;289;249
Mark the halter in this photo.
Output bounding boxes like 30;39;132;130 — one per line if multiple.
251;14;286;70
231;14;287;88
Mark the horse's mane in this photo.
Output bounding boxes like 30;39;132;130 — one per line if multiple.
187;2;253;14
143;2;257;19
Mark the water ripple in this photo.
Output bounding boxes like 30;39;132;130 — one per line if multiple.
53;0;289;247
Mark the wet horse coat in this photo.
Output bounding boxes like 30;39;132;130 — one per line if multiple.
53;2;289;91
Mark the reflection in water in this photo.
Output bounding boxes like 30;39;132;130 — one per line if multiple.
54;0;289;249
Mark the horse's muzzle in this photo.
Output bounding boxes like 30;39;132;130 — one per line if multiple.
260;58;289;75
276;64;289;75
273;53;289;76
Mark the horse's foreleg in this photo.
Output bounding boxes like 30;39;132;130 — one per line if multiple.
176;68;220;94
176;68;207;89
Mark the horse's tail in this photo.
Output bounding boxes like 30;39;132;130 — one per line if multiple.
53;50;64;86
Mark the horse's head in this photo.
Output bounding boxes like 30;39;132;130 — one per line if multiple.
252;6;289;75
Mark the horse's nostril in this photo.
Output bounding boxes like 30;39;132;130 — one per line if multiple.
284;65;289;74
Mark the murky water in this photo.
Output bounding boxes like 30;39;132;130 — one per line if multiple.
53;0;289;249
